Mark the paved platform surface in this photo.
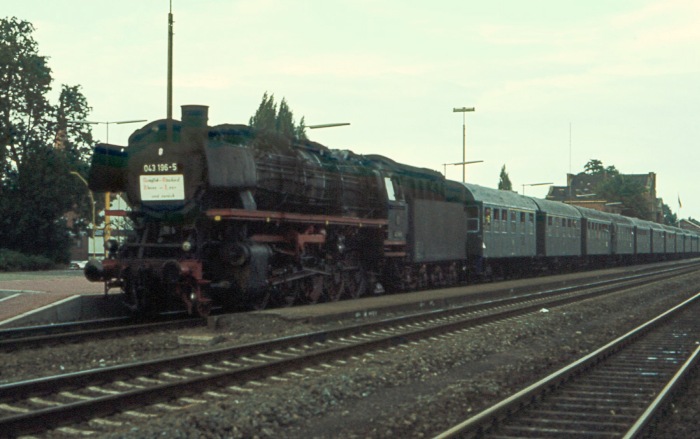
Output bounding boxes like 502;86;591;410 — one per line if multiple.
0;270;103;323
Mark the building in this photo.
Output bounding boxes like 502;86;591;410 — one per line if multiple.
546;171;663;223
679;218;700;232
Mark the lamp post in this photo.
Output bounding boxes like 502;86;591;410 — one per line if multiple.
69;119;147;144
69;119;146;243
442;160;484;177
70;171;96;259
522;182;553;195
307;123;350;129
453;107;475;183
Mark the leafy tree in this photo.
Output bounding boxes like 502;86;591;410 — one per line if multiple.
1;17;52;183
498;164;512;191
662;203;677;225
249;92;307;140
584;159;604;174
0;17;94;262
276;98;294;139
249;92;277;133
584;159;619;176
604;164;619;176
596;174;649;220
294;116;307;141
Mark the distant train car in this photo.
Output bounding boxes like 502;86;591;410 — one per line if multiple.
574;206;613;265
530;198;581;269
662;224;677;255
610;214;636;262
649;222;666;255
628;217;652;260
460;183;538;279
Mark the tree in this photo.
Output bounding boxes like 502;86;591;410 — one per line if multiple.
596;174;649;220
249;92;307;140
662;203;677;226
0;17;94;262
584;159;619;177
276;98;294;139
248;92;277;133
584;159;604;175
1;17;52;183
498;164;512;191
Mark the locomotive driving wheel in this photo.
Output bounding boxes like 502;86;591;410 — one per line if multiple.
180;277;212;317
324;268;345;302
194;297;212;317
248;289;271;310
299;275;324;304
275;281;298;307
343;268;367;299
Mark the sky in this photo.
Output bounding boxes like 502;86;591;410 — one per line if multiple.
4;1;700;219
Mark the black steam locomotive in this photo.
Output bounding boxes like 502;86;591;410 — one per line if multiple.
85;105;699;317
85;105;442;315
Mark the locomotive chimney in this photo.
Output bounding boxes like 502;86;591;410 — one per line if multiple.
181;105;209;150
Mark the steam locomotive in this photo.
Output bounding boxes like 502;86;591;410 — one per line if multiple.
84;105;699;317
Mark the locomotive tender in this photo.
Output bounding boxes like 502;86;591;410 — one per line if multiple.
84;105;699;316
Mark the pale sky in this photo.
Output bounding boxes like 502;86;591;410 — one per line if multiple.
4;1;699;219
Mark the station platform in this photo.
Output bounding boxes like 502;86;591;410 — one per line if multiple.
207;267;630;329
0;271;109;327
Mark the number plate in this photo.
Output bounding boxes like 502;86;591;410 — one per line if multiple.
143;163;179;173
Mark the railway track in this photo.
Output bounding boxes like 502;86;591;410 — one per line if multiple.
0;264;696;437
0;316;204;352
433;292;700;439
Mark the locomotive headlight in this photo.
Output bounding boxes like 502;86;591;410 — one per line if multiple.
182;241;193;252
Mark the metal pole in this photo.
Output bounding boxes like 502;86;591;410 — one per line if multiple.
105;123;111;244
453;107;475;183
166;0;174;148
71;172;96;259
462;112;466;183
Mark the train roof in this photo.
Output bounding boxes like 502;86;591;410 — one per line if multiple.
460;183;539;211
608;213;635;226
528;198;582;218
626;216;653;229
572;205;615;223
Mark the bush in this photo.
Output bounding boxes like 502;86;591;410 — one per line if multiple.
0;249;56;272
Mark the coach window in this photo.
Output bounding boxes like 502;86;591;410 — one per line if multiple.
529;213;534;234
466;206;479;232
484;207;492;228
384;177;396;201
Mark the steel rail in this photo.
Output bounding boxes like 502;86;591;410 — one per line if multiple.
0;316;202;351
622;344;700;438
432;291;700;439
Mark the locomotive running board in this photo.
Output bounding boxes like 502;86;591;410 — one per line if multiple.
206;208;387;228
